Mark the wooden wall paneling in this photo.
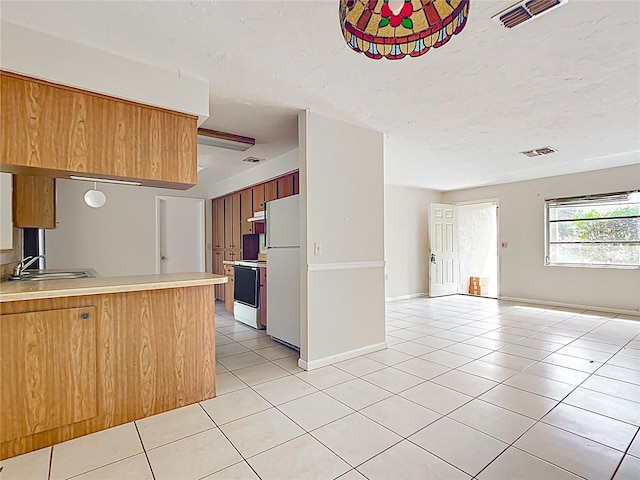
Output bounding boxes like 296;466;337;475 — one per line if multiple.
0;72;197;189
0;306;97;442
0;285;215;459
264;179;278;205
13;174;56;228
277;174;294;199
240;188;254;235
252;184;265;212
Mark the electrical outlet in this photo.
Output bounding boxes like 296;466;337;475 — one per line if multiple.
314;242;322;255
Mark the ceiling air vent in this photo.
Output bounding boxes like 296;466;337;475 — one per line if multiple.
242;156;264;163
493;0;569;29
520;146;558;157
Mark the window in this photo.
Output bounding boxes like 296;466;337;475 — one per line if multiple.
545;191;640;268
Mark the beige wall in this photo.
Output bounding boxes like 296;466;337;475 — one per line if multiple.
46;174;213;277
300;111;386;368
442;164;640;313
384;185;442;299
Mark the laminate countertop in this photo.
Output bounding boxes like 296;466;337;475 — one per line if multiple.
0;272;228;302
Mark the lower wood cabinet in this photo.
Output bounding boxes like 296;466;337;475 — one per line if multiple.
0;285;216;459
224;263;234;314
0;306;97;442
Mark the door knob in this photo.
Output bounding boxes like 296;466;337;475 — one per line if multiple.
161;255;167;260
430;253;436;263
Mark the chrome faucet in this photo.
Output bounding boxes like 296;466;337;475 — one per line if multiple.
13;255;45;277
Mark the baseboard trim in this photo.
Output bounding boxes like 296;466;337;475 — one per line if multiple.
385;293;428;302
500;296;640;317
298;341;388;371
307;261;385;272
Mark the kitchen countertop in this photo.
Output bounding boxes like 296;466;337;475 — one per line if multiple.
0;272;228;302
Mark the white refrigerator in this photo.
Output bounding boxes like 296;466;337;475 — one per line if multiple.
266;195;300;349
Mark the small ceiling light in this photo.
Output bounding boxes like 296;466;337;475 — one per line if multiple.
83;182;106;208
242;157;264;163
197;128;256;151
339;0;470;60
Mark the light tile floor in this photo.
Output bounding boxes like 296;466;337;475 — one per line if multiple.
2;295;640;479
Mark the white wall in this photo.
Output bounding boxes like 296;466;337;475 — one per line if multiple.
300;111;386;368
208;148;299;199
384;185;442;300
47;173;212;277
0;21;209;123
442;164;640;313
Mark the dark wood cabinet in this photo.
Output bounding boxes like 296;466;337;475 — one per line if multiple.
264;179;278;205
277;174;294;199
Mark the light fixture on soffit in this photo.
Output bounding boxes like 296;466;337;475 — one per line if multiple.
339;0;470;60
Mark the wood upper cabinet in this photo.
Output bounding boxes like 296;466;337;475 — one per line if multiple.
240;188;254;235
264;179;278;205
0;306;97;442
0;72;197;189
292;171;299;195
277;174;294;199
212;198;225;249
231;192;241;249
13;175;56;229
252;184;265;213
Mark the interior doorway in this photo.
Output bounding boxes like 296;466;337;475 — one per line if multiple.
156;196;205;274
457;201;498;298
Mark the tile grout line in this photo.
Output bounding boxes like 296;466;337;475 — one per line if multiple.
133;422;156;480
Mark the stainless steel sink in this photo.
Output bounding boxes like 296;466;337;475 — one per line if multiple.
7;270;94;281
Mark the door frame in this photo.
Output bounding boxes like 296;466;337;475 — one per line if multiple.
155;196;206;274
452;197;501;299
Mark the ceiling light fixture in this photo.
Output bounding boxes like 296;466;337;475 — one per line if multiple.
520;146;558;157
69;175;141;186
197;128;256;151
339;0;470;60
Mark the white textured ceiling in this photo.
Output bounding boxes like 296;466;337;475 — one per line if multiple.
2;0;639;191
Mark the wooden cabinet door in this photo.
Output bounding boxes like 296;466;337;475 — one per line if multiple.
224;196;233;249
252;184;265;213
224;264;235;314
259;267;267;327
292;171;299;195
212;250;224;301
231;192;241;250
240;188;254;235
13;175;56;229
0;307;97;442
264;180;278;205
277;174;294;199
1;72;197;189
212;198;226;249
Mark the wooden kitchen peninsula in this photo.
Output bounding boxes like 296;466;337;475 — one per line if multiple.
0;272;227;459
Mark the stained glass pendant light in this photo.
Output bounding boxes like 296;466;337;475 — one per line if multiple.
339;0;470;60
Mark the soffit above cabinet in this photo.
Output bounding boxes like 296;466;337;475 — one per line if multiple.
0;21;209;125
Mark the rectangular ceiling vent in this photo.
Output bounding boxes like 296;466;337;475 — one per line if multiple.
520;146;558;157
493;0;569;29
242;156;264;163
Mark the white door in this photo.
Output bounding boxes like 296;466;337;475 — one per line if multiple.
429;203;458;297
157;197;205;274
